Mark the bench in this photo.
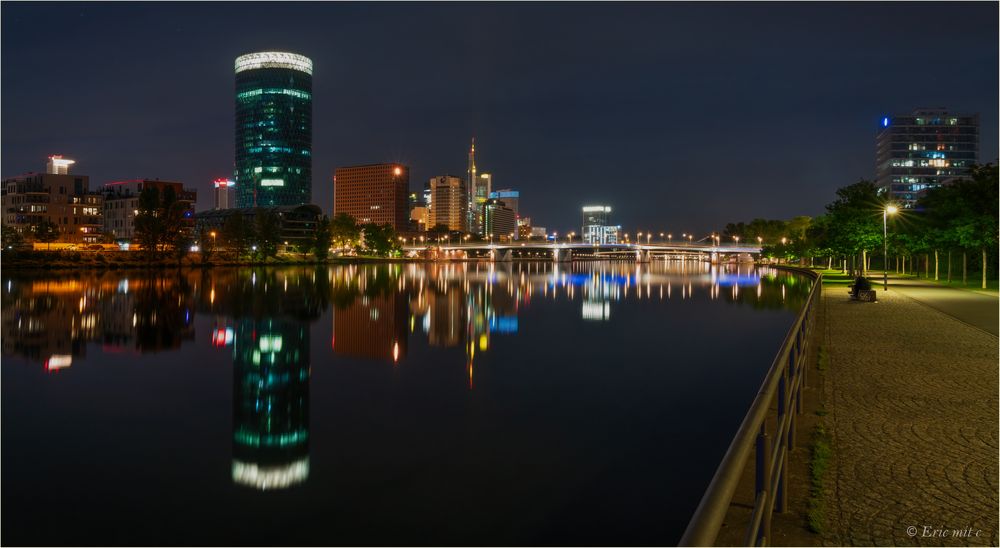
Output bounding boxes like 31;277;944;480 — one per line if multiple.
848;285;877;302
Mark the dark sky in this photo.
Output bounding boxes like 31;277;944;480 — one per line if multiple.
2;2;997;235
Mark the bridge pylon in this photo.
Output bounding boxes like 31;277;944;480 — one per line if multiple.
553;247;572;262
636;249;651;263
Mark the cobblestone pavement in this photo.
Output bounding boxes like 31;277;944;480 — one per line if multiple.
822;288;999;546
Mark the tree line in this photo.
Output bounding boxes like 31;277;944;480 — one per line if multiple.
722;164;998;288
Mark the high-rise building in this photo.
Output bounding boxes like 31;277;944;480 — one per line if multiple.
428;175;468;232
103;180;197;241
333;163;410;229
876;108;979;207
213;178;235;210
481;199;516;241
1;156;103;243
466;139;477;232
234;51;313;208
474;172;492;232
582;205;619;244
489;189;519;216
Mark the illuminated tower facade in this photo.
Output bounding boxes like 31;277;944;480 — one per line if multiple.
234;51;313;208
466;139;477;233
875;108;979;207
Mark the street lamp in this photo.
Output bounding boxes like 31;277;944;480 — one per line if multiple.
667;234;672;245
734;235;740;245
883;205;898;291
646;233;651;245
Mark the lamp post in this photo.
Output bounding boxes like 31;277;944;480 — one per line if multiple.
883;205;898;291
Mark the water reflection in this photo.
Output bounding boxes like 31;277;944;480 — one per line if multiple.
2;261;809;371
231;318;310;490
2;261;809;491
3;260;814;545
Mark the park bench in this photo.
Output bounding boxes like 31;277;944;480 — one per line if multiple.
848;283;877;302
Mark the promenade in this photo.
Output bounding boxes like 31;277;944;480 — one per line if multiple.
821;276;999;545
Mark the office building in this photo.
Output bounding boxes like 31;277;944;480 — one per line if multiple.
234;51;313;208
467;139;478;232
876;108;979;207
103;179;197;241
214;179;235;210
481;199;516;240
473;172;492;233
1;156;103;243
428;175;468;232
489;189;519;216
195;204;322;250
333;163;409;229
517;217;533;240
582;205;619;244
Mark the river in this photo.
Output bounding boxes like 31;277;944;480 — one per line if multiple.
1;260;811;545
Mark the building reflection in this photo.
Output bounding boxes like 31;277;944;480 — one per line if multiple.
231;317;310;490
330;265;407;363
0;275;195;368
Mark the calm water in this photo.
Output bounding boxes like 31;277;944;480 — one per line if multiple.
2;261;810;546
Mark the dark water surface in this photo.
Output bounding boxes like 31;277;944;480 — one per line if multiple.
2;261;811;546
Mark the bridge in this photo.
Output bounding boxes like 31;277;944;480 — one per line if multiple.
401;241;763;262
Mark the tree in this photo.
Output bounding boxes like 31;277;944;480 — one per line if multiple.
823;180;884;276
222;213;251;258
360;223;401;257
172;232;191;266
134;187;163;256
313;215;332;261
2;228;26;250
198;227;215;264
330;213;360;249
32;220;60;250
918;164;998;288
255;210;281;259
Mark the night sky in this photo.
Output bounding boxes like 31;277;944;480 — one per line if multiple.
2;2;997;235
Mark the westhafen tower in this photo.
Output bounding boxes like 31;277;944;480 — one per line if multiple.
234;51;313;207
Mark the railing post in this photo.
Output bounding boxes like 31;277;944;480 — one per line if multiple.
755;425;771;546
777;447;788;514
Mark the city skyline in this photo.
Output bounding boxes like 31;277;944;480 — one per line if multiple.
1;3;997;234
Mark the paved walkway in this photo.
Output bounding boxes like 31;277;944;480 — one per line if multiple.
886;276;999;336
822;284;999;546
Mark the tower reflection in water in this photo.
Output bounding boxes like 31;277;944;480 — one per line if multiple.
231;317;310;490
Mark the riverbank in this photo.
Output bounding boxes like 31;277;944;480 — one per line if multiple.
818;277;999;545
0;250;423;270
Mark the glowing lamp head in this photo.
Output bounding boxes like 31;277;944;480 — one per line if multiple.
886;205;899;215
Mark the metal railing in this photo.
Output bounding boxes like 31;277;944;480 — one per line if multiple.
680;266;822;546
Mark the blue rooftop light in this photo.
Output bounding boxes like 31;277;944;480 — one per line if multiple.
882;116;890;128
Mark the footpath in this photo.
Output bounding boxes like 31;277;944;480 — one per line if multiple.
820;275;999;546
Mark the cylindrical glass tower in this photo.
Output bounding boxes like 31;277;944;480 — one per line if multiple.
234;51;313;208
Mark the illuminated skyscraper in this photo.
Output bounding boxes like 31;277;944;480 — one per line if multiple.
333;163;409;229
428;175;468;232
466;139;477;232
582;205;619;244
213;178;235;210
234;51;313;208
876;108;979;207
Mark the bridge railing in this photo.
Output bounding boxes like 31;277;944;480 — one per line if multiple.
680;266;822;546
